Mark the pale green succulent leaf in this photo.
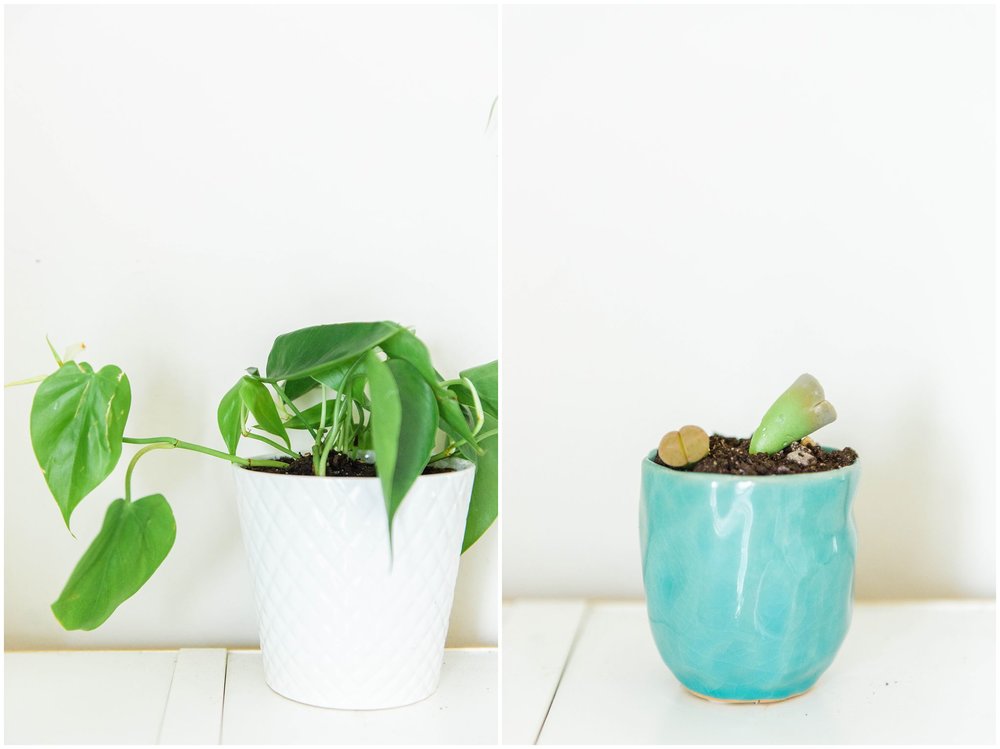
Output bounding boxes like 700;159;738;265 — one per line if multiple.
749;373;837;454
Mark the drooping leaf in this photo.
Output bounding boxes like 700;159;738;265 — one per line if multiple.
30;362;131;528
459;360;498;419
366;354;438;530
463;413;498;553
239;376;289;448
51;494;176;631
379;327;437;383
264;322;400;382
380;331;479;448
217;380;247;455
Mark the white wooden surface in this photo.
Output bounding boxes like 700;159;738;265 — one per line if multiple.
502;600;996;745
3;650;178;745
158;649;228;744
221;649;497;745
3;647;497;745
501;599;586;745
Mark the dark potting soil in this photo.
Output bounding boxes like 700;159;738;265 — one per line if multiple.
244;451;454;477
652;434;858;476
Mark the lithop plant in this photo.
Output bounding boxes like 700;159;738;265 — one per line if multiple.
656;374;839;468
9;322;498;631
749;373;836;454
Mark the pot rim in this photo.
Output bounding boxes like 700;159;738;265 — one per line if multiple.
643;448;860;483
234;454;475;480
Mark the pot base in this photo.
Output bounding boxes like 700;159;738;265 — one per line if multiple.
264;678;438;711
683;685;812;705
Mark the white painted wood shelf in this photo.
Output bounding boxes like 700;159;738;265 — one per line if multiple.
503;599;996;745
4;647;497;745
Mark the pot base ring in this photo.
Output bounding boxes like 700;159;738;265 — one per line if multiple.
684;685;812;705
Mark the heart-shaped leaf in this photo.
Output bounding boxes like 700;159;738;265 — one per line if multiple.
51;494;176;631
265;322;400;382
30;362;131;528
366;354;438;531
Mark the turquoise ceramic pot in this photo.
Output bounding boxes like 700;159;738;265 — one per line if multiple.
640;451;860;702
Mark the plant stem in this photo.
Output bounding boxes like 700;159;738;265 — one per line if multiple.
317;419;341;476
4;374;47;388
45;335;63;366
327;360;364;462
439;378;486;436
429;427;498;463
314;385;328;474
122;437;288;468
272;383;318;441
331;393;347;454
124;443;175;501
243;431;298;458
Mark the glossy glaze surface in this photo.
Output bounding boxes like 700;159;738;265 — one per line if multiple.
640;452;860;701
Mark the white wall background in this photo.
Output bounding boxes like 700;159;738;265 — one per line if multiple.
5;5;498;649
503;5;995;601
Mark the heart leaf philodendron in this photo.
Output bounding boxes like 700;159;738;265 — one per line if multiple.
15;322;497;631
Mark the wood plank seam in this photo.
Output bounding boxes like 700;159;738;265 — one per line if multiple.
154;651;181;744
219;650;231;745
158;649;229;744
533;602;592;745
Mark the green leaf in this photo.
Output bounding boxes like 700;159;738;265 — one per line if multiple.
380;330;479;448
463;413;498;553
366;354;438;530
274;363;371;432
217;380;246;455
239;377;289;448
437;390;480;449
264;322;400;382
749;373;837;454
459;360;498;419
310;357;367;397
30;362;132;528
51;494;176;631
280;399;336;430
379;327;437;383
280;398;365;430
282;377;318;402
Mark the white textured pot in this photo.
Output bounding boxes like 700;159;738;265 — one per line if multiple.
231;456;475;709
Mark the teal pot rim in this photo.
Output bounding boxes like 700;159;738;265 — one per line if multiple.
643;448;861;485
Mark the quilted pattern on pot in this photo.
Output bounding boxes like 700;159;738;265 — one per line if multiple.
232;458;475;709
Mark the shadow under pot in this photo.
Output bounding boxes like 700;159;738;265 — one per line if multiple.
231;456;475;710
639;451;860;703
